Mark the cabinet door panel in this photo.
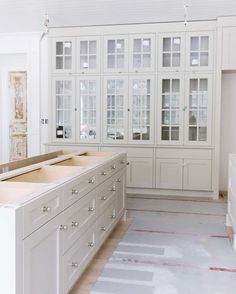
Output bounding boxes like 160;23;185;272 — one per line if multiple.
127;157;153;188
156;158;183;190
183;159;212;191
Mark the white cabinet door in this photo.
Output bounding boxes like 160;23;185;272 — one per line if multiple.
103;35;128;73
129;76;155;144
129;34;155;72
183;159;212;191
184;74;212;146
222;27;236;70
157;75;184;145
77;77;100;143
186;32;214;71
127;157;153;188
23;216;62;294
52;37;76;74
103;76;129;144
158;33;185;72
52;77;76;143
156;158;183;189
77;36;100;73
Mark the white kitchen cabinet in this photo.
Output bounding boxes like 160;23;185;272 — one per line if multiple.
52;37;76;74
23;215;63;294
186;32;214;71
77;36;100;73
129;76;155;144
222;27;236;70
77;77;100;143
103;76;129;144
156;158;183;189
158;33;185;72
183;159;212;191
184;74;212;145
103;35;128;73
157;75;184;145
129;34;155;72
127;157;153;188
52;77;76;143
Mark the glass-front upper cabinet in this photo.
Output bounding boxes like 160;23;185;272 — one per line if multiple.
129;34;155;72
129;76;155;144
103;35;128;73
52;77;76;142
103;77;128;144
77;77;100;143
157;75;184;144
186;32;214;71
52;37;76;74
77;37;100;74
158;33;185;72
185;74;212;145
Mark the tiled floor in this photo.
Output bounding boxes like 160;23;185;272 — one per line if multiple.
74;195;236;294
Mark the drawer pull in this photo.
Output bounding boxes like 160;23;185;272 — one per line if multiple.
88;207;95;212
71;189;79;195
111;186;116;192
111;214;116;219
101;226;106;231
111;164;116;170
71;262;78;268
101;171;107;176
101;196;107;201
88;177;95;184
60;225;68;231
126;162;130;166
72;221;79;228
116;179;121;183
88;242;95;248
42;206;51;213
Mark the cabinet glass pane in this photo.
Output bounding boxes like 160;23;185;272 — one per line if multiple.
163;38;171;51
106;79;125;140
64;56;72;69
55;80;73;139
131;79;151;141
188;78;209;142
56;42;63;55
89;41;96;54
133;37;152;69
80;41;88;54
64;42;72;55
56;57;63;69
161;78;181;141
80;80;98;140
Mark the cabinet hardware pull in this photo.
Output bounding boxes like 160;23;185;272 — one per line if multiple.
88;242;95;248
72;221;79;227
71;262;78;268
88;207;95;212
60;225;68;230
42;206;51;212
116;179;121;183
111;187;116;191
101;226;106;231
111;214;116;219
126;162;130;166
111;164;116;170
101;171;107;176
71;189;79;195
101;196;107;200
88;177;95;184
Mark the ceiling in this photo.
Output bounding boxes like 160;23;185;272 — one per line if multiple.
0;0;235;33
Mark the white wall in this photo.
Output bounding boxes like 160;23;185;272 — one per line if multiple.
220;72;236;191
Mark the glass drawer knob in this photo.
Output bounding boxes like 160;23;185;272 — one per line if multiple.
71;262;78;268
71;189;78;195
72;221;79;227
88;207;95;212
60;225;68;231
42;206;51;212
88;242;95;248
101;226;106;231
101;196;107;201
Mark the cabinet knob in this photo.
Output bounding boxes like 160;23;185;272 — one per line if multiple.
126;162;130;166
88;207;95;212
71;262;78;268
71;189;79;195
111;214;116;219
111;164;116;170
101;196;107;201
72;221;79;228
88;242;95;248
101;226;106;231
111;186;116;191
116;178;121;183
60;225;68;231
88;177;95;184
101;171;107;176
42;206;51;213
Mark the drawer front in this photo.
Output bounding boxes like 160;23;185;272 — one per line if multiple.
62;224;96;293
96;178;117;214
115;171;125;216
23;188;63;238
64;170;98;208
156;148;212;160
61;190;96;253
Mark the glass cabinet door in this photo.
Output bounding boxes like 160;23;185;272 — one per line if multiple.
159;33;185;71
129;76;154;144
158;76;184;144
129;34;155;72
103;35;128;73
52;77;75;142
52;37;75;73
77;37;100;73
103;77;128;143
185;75;212;145
77;77;100;143
186;32;214;71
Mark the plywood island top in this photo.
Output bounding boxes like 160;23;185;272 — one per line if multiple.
0;150;121;207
